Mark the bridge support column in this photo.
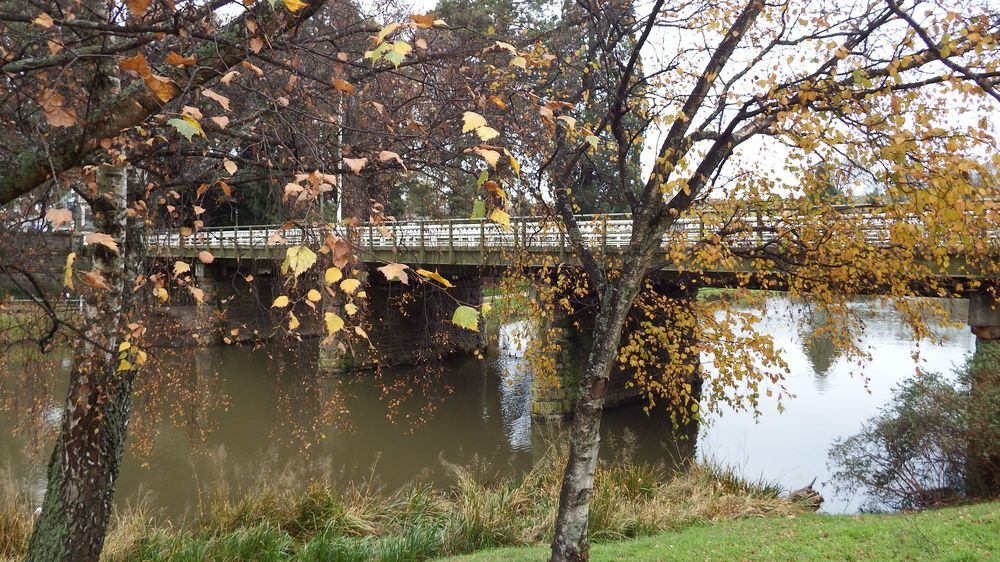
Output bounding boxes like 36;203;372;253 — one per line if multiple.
530;279;701;419
318;272;486;372
967;291;1000;497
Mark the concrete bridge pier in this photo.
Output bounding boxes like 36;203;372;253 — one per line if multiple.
530;280;702;419
967;290;1000;497
318;271;487;373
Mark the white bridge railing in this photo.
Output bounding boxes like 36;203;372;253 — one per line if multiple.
147;209;897;256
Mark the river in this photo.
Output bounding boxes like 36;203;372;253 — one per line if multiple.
0;295;976;518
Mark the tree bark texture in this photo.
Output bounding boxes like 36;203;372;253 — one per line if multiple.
549;273;643;562
26;165;141;562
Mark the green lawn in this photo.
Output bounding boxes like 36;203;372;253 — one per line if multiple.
441;502;999;561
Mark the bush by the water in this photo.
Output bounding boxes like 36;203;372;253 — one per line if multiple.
829;343;1000;511
0;446;805;561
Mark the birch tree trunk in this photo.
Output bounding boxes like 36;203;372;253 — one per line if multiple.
26;165;142;562
549;273;643;562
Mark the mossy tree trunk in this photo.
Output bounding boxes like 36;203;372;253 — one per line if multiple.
26;165;142;562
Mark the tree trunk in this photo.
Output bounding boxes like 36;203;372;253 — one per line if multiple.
550;275;642;562
26;165;142;562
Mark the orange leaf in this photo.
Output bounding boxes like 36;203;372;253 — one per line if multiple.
144;74;177;102
410;14;436;28
166;51;196;66
126;0;150;16
120;52;151;76
332;78;355;94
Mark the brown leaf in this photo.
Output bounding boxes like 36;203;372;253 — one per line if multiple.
343;157;367;175
33;13;54;28
221;70;240;85
241;61;264;77
328;236;352;268
250;36;264;54
210;115;230;129
197;250;215;264
223;158;238;175
47;40;63;55
37;89;76;128
377;262;409;284
202;88;231;111
82;271;111;291
181;105;203;120
85;232;120;254
44;208;73;230
378;150;403;166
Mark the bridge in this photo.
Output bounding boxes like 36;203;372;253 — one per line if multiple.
141;209;999;417
146;208;984;283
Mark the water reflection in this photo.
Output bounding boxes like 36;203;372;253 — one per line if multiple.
0;296;977;519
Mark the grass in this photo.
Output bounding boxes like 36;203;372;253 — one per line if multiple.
442;502;1000;561
0;447;806;561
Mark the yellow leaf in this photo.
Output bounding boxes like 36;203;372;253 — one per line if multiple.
63;252;76;289
307;289;322;302
272;295;290;308
283;0;309;12
188;286;205;304
451;305;480;332
345;302;359;316
509;56;527;69
340;278;361;294
489;208;511;231
288;311;300;330
281;245;317;278
173;260;190;278
153;286;169;302
324;267;343;284
377;22;400;43
324;312;344;334
476;148;500;168
415;268;455;288
119;342;131;352
476;126;500;141
509;155;521;176
462;111;487;133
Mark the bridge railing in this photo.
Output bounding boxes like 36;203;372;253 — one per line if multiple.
147;207;906;256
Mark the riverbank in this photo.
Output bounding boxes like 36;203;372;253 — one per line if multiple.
0;451;805;561
444;501;999;561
